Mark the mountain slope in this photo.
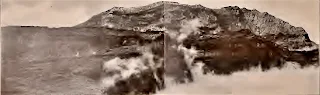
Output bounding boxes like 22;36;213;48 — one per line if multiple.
77;1;317;51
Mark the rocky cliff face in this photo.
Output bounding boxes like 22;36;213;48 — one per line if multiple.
77;1;317;51
2;1;319;95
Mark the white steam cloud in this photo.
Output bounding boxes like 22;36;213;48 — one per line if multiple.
100;46;162;89
157;63;320;95
101;57;148;88
177;18;202;42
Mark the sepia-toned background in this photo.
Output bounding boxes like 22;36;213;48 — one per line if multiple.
1;0;319;94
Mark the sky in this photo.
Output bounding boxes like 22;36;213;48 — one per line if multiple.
0;0;319;43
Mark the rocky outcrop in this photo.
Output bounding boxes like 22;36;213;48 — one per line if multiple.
78;1;317;51
76;1;319;94
213;6;317;51
2;1;319;95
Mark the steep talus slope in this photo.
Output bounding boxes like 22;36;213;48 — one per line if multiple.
2;1;319;95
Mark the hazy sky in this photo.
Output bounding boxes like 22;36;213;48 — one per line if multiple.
1;0;319;43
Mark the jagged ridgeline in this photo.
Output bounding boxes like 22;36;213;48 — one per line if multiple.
1;1;318;95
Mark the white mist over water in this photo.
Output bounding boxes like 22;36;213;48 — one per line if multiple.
156;63;320;95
